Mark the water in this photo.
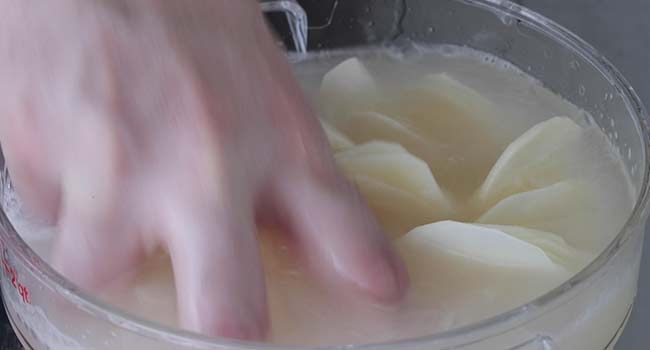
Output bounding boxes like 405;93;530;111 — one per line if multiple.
4;44;637;347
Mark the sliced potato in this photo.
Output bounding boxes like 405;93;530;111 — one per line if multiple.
319;118;354;151
379;73;505;195
336;141;450;208
479;224;592;271
319;58;379;118
335;141;452;237
398;220;556;270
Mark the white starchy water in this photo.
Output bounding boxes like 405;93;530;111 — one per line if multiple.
5;45;637;348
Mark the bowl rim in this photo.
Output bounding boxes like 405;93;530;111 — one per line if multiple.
1;0;649;349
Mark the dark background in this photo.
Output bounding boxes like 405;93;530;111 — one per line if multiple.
1;0;648;348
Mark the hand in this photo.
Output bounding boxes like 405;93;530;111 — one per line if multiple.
0;0;407;340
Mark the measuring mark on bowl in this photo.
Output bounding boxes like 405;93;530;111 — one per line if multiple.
0;245;30;304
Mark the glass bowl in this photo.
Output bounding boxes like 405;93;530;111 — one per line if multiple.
1;1;648;349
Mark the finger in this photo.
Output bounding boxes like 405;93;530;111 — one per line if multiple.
276;173;408;304
52;201;145;291
52;116;145;290
165;199;268;340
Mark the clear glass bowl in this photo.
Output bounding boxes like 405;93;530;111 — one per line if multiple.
1;1;648;349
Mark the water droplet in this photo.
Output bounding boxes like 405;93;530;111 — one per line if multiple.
543;50;551;58
569;60;580;70
578;84;586;96
368;21;375;27
628;148;633;160
427;26;436;33
610;118;616;128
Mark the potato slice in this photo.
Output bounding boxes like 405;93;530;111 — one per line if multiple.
336;141;452;237
477;179;631;252
319;118;354;152
479;224;592;272
395;221;572;328
477;117;584;206
475;116;634;252
319;58;379;118
379;73;505;195
352;176;444;238
336;141;450;208
398;221;555;270
334;111;431;157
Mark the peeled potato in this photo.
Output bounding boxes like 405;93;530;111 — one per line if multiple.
477;117;584;206
378;73;505;195
477;179;631;252
395;221;570;327
319;58;379;119
474;116;634;252
319;119;354;151
336;141;450;208
352;176;443;238
479;224;592;272
398;221;556;270
333;111;432;157
335;141;452;237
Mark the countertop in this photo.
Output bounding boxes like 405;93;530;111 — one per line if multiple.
1;0;648;349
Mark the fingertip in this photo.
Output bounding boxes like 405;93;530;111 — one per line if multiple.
332;238;409;304
168;205;269;341
278;175;410;305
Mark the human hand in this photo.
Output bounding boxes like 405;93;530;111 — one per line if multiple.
0;0;407;340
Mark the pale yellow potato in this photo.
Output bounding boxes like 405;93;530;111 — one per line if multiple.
318;58;379;119
319;118;354;151
479;224;592;271
351;175;445;238
335;141;452;237
336;141;451;211
477;116;584;207
477;180;631;252
395;221;571;328
398;220;556;270
378;73;506;195
332;111;432;157
474;116;634;252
